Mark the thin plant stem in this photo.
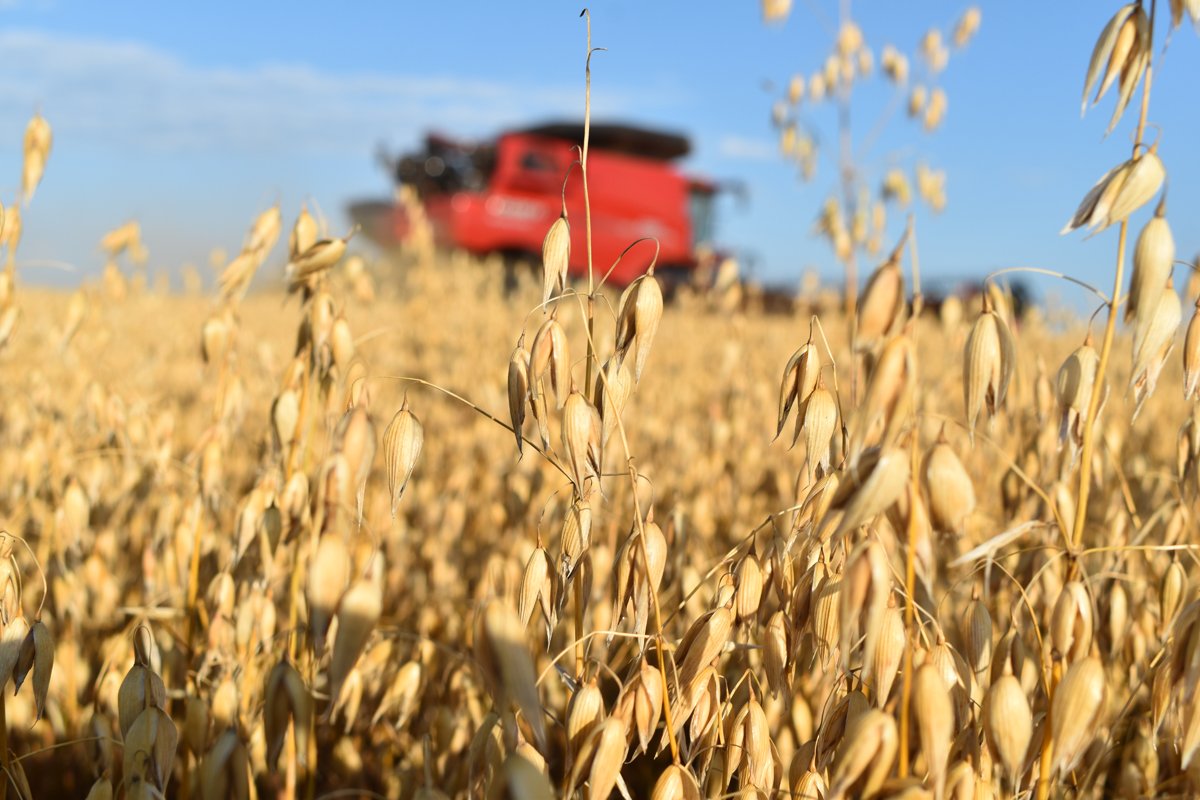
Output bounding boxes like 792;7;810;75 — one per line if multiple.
1072;0;1157;554
578;10;598;683
1048;6;1158;800
0;692;8;800
569;290;681;763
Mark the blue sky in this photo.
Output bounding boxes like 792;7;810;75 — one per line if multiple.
1;1;1198;304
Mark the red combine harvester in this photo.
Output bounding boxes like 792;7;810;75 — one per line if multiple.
349;121;720;286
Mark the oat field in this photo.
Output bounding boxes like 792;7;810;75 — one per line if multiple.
0;3;1199;799
0;230;1191;800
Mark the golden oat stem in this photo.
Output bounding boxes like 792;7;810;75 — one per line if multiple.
1072;0;1157;555
580;9;601;403
179;506;204;800
1035;660;1062;800
907;215;923;317
573;574;586;682
286;347;313;481
626;458;681;765
837;0;858;325
288;546;304;662
0;691;8;800
1070;222;1128;553
582;9;595;296
570;290;681;764
898;470;918;778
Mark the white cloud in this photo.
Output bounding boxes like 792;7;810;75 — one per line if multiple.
0;29;638;156
717;134;776;162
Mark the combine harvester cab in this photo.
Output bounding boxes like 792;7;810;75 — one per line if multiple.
351;122;720;287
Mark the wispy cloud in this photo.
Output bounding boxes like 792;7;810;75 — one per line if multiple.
0;29;639;156
717;134;776;162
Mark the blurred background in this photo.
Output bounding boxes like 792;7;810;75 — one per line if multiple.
0;0;1197;303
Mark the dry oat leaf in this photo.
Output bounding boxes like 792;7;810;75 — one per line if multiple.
328;556;384;707
264;659;312;771
13;619;53;721
307;533;350;653
504;751;554;800
482;601;546;751
383;398;423;516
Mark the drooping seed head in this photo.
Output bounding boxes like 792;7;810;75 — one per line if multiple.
923;436;976;533
615;271;664;383
1126;201;1175;324
1131;276;1181;418
1051;656;1106;777
382;399;423;517
985;671;1032;785
963;303;1015;440
913;662;954;798
1051;581;1094;664
1183;298;1200;401
541;214;570;306
508;340;531;456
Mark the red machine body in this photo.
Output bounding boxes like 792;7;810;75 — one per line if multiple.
351;122;717;286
